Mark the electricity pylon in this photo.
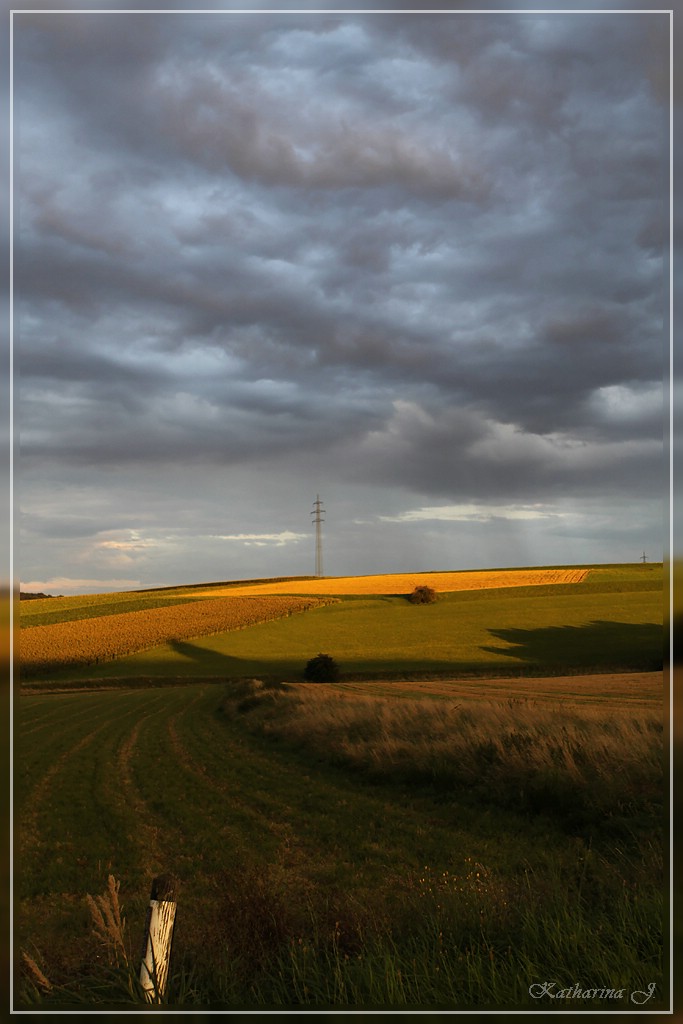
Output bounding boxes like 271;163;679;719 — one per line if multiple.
311;495;325;577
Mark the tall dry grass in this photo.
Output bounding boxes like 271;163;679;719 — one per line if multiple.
19;875;142;1006
230;682;664;830
85;874;129;968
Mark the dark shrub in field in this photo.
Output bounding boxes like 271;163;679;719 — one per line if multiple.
407;585;437;604
304;653;340;683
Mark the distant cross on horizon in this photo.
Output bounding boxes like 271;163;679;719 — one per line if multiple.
311;495;325;577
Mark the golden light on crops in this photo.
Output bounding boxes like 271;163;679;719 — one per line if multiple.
193;567;589;598
20;595;331;676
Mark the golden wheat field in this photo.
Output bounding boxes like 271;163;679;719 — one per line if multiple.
19;595;330;676
195;567;590;597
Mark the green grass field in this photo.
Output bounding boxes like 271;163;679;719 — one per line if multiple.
14;564;669;1011
16;679;666;1011
24;564;664;686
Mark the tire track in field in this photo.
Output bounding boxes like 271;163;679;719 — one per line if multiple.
163;692;301;851
121;688;266;872
18;697;105;742
160;690;392;878
165;695;241;801
19;725;107;859
112;687;243;876
165;694;241;798
110;688;196;874
161;696;464;884
115;715;168;877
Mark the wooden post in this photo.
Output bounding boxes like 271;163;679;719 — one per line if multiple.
140;874;177;1004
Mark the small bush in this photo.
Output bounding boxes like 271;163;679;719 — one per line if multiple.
304;653;340;683
407;585;437;604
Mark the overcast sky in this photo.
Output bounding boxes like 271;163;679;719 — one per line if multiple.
12;2;671;595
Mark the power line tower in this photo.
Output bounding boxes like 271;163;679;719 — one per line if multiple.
640;551;648;564
311;495;325;577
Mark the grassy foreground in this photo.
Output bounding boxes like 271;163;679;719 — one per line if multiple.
16;675;667;1011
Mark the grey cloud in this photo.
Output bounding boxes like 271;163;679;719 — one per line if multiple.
342;400;663;504
13;9;669;588
17;13;490;200
141;66;489;200
18;339;163;391
21;511;121;540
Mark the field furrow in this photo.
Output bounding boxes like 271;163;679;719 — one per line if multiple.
19;725;108;864
115;718;169;878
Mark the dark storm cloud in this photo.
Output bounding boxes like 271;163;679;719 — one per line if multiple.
21;509;123;540
349;400;664;503
12;6;670;587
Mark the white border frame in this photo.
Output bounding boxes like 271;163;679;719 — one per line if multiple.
7;6;675;1015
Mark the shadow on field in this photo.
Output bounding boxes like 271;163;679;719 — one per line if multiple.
481;620;664;672
168;639;244;672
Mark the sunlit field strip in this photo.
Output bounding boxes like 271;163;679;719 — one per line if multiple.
19;595;331;676
192;567;590;597
19;592;210;627
59;584;661;685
